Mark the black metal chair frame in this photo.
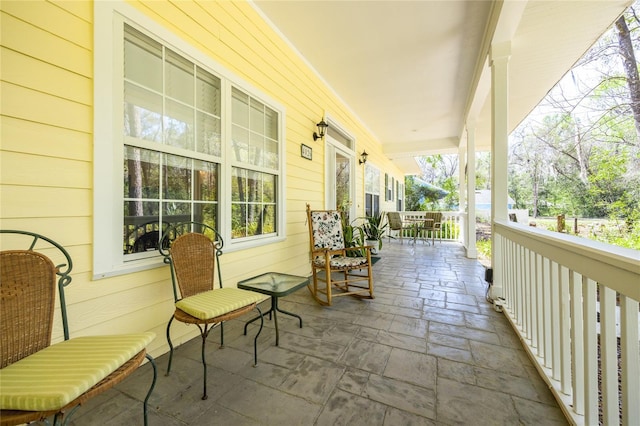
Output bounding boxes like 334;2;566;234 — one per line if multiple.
159;222;264;400
0;230;157;426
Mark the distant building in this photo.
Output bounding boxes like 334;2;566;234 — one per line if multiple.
475;190;514;210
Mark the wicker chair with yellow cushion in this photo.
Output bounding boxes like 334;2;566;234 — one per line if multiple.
306;204;375;306
0;230;156;426
159;222;265;400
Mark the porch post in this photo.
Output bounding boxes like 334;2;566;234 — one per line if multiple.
458;142;467;248
465;124;477;259
490;41;511;299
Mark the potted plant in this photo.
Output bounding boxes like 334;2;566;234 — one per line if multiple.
338;203;365;257
359;212;388;254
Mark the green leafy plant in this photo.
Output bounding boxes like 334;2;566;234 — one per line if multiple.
359;212;388;251
339;209;365;256
343;221;362;247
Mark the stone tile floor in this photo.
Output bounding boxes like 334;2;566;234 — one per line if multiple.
67;241;568;425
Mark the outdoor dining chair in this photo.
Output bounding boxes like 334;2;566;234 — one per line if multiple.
0;230;156;426
418;212;443;244
159;222;265;400
306;204;375;306
386;211;414;244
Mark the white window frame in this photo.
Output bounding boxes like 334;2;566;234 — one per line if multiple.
93;1;285;279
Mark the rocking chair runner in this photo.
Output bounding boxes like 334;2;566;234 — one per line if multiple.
159;222;265;400
305;204;375;306
0;230;156;426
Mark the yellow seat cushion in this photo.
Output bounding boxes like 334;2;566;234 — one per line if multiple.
0;332;155;411
176;288;265;320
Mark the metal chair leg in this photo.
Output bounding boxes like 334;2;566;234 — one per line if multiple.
253;306;264;366
143;354;157;426
165;316;176;376
199;324;210;400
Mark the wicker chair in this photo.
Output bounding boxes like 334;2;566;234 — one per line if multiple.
306;204;375;306
0;230;157;426
159;222;265;400
418;212;443;244
387;211;413;244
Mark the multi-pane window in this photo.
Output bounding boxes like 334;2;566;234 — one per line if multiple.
120;24;280;257
230;88;278;239
122;25;221;255
365;164;380;217
385;174;394;201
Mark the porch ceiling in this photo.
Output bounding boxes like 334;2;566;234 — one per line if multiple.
253;0;631;174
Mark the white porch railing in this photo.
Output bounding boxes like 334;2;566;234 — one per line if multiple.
398;211;462;241
493;220;640;426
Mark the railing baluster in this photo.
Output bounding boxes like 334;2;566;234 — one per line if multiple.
570;272;584;415
521;247;531;340
530;250;538;349
543;257;552;369
559;266;571;394
516;242;523;327
535;253;543;358
551;261;560;380
620;295;639;426
500;238;517;317
600;284;619;425
583;278;598;425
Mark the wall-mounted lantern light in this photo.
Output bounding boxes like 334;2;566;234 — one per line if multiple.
359;150;368;165
313;120;328;141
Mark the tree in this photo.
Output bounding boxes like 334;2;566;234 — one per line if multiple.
415;154;459;210
615;13;640;138
507;1;640;230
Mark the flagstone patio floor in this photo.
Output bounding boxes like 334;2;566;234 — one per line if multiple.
66;240;568;425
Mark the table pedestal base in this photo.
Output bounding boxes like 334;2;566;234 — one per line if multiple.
244;296;302;346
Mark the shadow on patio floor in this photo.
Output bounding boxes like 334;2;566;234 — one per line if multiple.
66;241;568;425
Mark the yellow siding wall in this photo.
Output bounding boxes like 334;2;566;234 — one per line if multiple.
0;0;404;357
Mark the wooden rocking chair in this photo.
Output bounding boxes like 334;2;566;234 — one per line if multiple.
305;204;375;306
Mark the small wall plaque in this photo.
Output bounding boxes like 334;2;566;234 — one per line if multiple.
301;144;312;160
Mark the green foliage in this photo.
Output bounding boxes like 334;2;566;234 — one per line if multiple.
359;212;388;250
439;221;458;238
341;218;365;257
505;1;640;237
476;239;492;261
404;176;424;211
475;152;491;190
404;172;454;212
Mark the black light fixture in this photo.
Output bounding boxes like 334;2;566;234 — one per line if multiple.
359;150;368;165
313;120;328;141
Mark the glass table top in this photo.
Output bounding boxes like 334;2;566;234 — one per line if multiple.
237;272;309;297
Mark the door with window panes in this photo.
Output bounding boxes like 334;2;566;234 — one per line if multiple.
325;125;355;221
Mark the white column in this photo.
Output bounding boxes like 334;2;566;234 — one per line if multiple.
465;124;477;259
458;143;467;248
490;41;511;298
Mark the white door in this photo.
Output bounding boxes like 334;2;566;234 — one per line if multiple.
325;134;355;221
